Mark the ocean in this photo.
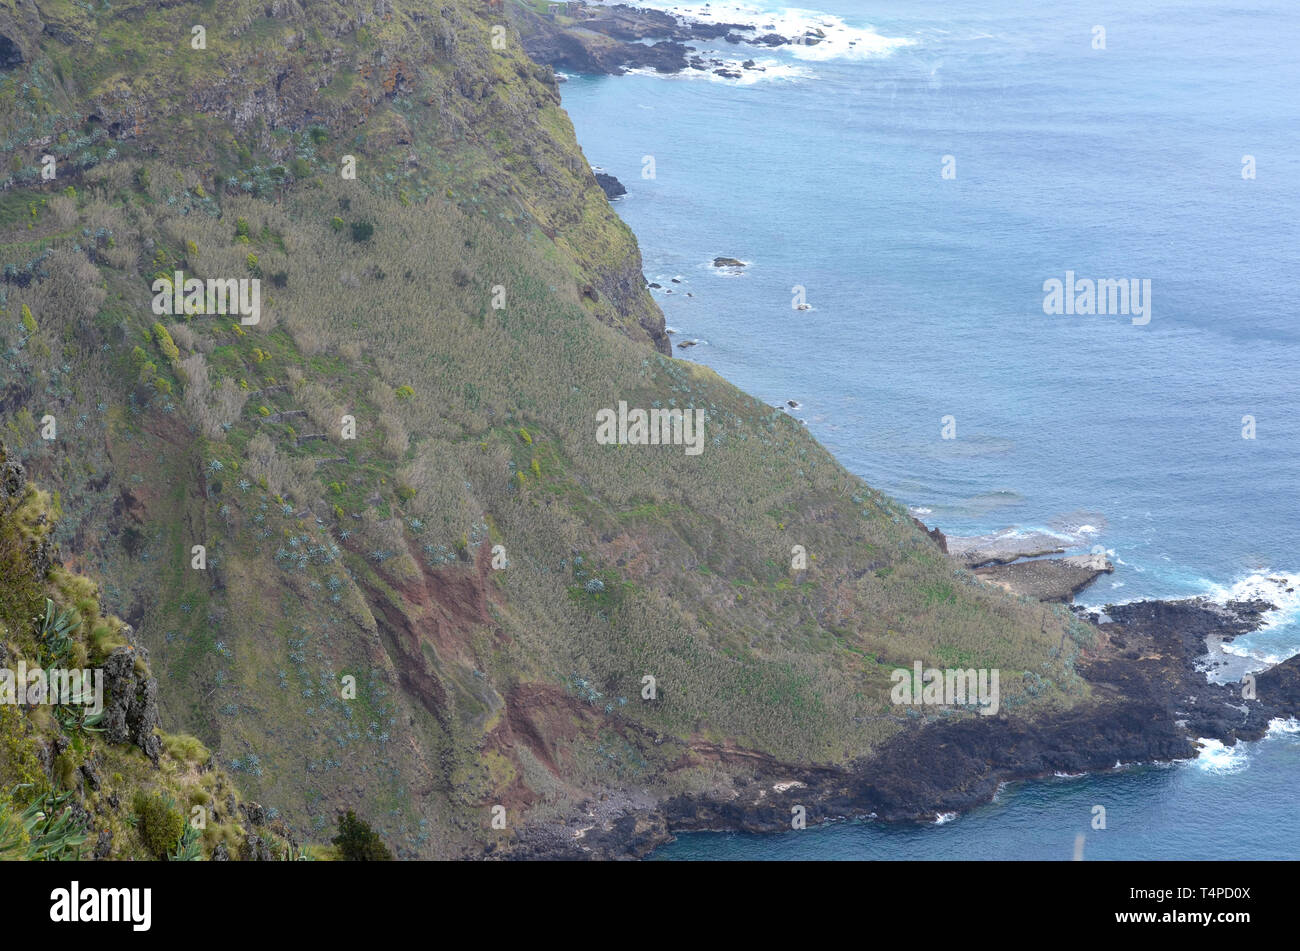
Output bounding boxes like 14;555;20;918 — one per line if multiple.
559;0;1300;859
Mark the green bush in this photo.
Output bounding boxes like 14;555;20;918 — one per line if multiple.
332;810;392;861
152;323;179;363
134;792;185;860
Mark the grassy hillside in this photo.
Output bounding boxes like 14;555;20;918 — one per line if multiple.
0;440;304;859
0;0;1090;856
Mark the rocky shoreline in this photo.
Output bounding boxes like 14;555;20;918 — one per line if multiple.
505;520;1295;859
509;1;825;78
493;11;1297;860
974;552;1114;603
511;586;1299;859
943;527;1115;602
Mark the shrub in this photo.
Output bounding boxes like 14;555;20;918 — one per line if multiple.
20;304;36;334
349;221;374;242
134;792;185;859
152;323;180;363
332;810;392;860
161;733;210;766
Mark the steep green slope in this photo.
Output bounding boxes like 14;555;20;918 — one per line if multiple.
0;0;1088;856
0;441;303;860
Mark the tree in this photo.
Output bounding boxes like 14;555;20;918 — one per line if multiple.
332;810;393;860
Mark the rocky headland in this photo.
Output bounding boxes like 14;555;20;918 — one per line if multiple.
507;520;1293;859
509;1;824;77
513;577;1300;859
974;552;1114;603
944;528;1113;602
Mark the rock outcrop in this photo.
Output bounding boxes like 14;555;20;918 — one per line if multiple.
594;171;626;200
974;552;1114;603
100;641;163;765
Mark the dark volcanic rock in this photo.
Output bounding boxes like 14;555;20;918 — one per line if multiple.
101;641;162;765
0;33;23;69
511;2;810;76
513;3;695;75
581;595;1300;857
911;517;948;554
594;171;626;200
241;834;272;862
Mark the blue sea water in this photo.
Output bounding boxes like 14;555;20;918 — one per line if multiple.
559;0;1300;858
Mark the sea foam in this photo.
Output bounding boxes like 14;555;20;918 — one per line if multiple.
594;1;914;64
1192;738;1250;774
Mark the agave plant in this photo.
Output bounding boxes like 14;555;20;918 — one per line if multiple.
170;822;203;862
54;702;105;736
0;786;89;861
36;598;79;668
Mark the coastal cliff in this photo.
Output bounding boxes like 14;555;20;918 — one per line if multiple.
0;0;1290;861
0;443;302;859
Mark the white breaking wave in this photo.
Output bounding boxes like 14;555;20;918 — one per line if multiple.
1191;738;1250;774
592;0;914;64
1267;717;1300;736
626;59;813;85
1202;571;1300;631
1205;571;1300;666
